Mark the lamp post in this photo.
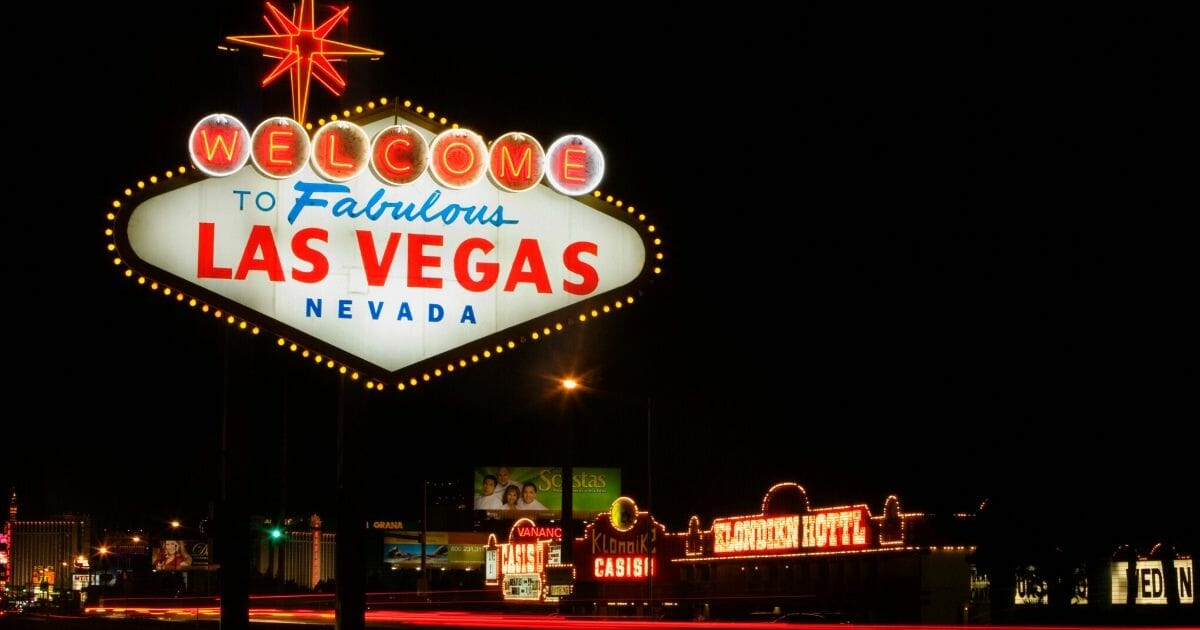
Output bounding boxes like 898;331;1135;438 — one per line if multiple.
559;377;656;615
96;546;110;598
559;378;578;567
645;395;653;618
267;526;283;583
418;480;429;596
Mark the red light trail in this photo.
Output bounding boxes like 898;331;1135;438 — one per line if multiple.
84;604;1166;630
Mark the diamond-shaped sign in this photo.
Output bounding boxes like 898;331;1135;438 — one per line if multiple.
111;101;658;386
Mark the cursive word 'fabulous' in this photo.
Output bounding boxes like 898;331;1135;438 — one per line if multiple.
283;182;517;227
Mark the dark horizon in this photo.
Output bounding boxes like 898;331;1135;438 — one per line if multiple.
3;6;1190;555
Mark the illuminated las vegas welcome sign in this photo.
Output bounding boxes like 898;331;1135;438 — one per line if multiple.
112;102;656;386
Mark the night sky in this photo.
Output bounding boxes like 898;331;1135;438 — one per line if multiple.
4;7;1190;550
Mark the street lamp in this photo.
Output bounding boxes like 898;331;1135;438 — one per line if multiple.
96;546;110;589
419;479;429;596
558;378;579;567
553;378;652;546
558;376;655;615
644;395;654;618
265;525;284;585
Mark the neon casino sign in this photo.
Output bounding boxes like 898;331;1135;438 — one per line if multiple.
712;506;871;556
587;497;661;580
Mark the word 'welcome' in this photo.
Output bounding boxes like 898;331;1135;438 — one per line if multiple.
189;114;604;196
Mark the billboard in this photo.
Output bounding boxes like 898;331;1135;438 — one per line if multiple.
473;466;621;519
383;531;488;568
1014;565;1048;605
152;539;210;571
113;105;658;385
31;566;56;587
1112;559;1194;605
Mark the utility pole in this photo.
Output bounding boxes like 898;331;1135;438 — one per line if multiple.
218;327;251;630
419;480;428;596
646;396;653;618
335;375;367;630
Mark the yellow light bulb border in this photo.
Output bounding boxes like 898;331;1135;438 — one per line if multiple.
105;97;665;392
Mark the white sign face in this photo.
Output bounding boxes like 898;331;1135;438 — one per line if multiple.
485;547;498;582
124;113;647;379
1112;559;1194;605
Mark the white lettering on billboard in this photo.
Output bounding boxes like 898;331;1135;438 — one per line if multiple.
1112;559;1194;605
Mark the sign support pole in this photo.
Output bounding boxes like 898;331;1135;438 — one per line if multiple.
218;327;251;630
646;396;653;618
335;374;368;630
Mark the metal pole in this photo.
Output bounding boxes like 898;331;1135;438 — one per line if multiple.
646;396;652;513
267;534;276;580
562;423;573;565
646;396;653;617
278;367;288;593
335;374;367;630
419;481;428;595
219;326;250;630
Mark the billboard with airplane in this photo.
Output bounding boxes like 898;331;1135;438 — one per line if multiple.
383;531;489;568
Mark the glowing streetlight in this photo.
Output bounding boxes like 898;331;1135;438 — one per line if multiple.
558;377;581;566
170;520;181;529
557;375;654;614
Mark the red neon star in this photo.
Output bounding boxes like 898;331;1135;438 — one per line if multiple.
227;1;383;124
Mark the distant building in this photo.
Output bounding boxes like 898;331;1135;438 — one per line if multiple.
2;491;91;596
255;514;335;590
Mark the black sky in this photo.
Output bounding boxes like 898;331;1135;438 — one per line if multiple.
4;7;1191;548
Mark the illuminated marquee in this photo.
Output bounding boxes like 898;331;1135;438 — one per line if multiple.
514;526;562;540
485;546;498;583
592;530;654;555
501;542;542;576
713;515;800;555
494;518;557;601
113;103;656;386
802;506;870;550
1112;559;1194;605
584;497;667;582
709;506;870;556
594;556;654;579
187;115;602;195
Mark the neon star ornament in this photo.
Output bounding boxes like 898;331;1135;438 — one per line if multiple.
227;1;383;125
